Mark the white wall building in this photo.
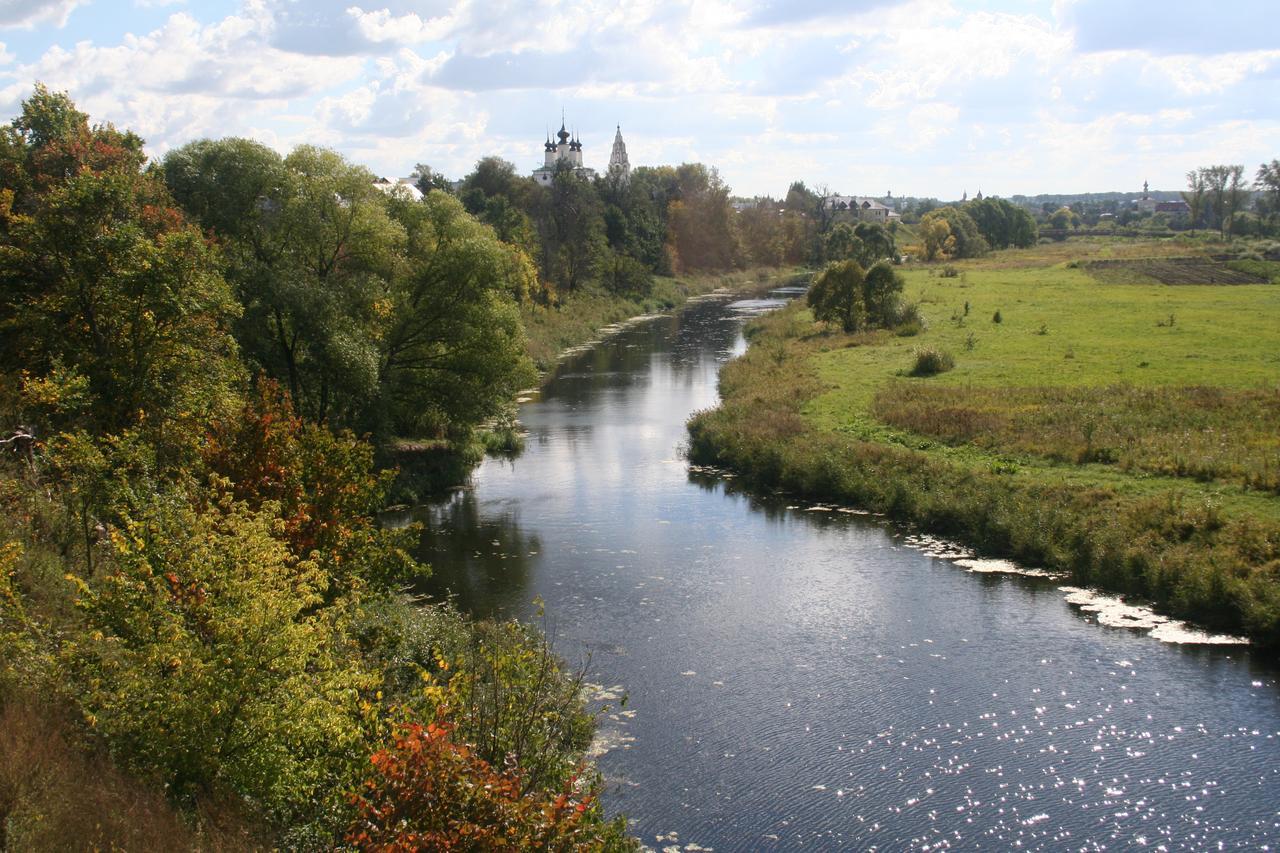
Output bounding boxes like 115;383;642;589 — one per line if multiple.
824;195;900;222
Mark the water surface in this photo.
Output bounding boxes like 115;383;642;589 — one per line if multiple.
410;288;1279;850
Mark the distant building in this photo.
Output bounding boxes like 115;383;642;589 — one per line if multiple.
532;119;598;187
1154;200;1190;214
373;176;424;201
607;125;631;184
1136;180;1158;213
824;195;900;222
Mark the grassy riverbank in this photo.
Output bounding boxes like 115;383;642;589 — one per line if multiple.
688;239;1280;648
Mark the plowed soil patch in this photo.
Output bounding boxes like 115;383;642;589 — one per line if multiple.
1085;258;1268;285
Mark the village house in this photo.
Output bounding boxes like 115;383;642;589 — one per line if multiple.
824;195;901;222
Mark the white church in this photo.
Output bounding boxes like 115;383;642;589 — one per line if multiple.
532;120;631;186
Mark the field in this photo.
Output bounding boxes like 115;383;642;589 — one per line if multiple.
689;238;1280;645
1084;257;1271;285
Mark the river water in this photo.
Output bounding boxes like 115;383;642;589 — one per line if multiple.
410;287;1279;850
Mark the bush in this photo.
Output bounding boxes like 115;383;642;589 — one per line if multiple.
910;347;955;376
346;718;612;851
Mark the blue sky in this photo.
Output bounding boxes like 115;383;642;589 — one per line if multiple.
0;0;1276;199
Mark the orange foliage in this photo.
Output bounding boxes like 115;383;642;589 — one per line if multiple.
347;718;598;852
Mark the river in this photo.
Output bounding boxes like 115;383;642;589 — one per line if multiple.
407;286;1279;850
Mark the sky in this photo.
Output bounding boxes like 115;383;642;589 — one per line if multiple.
0;0;1276;200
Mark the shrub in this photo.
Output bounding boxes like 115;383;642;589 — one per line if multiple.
940;265;959;278
910;347;956;377
346;717;621;850
992;310;1003;324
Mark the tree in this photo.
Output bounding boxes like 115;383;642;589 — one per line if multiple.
1256;159;1280;226
410;163;452;195
920;215;954;260
534;167;607;292
665;163;739;271
963;197;1037;249
920;207;986;258
1225;165;1247;237
808;260;866;332
165;140;405;427
1046;205;1080;237
863;260;905;327
0;89;241;449
1183;168;1207;232
1199;164;1246;237
854;221;897;263
823;222;864;263
735;201;785;267
377;191;536;439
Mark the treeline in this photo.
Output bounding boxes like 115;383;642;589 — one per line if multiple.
446;157;741;297
0;87;630;847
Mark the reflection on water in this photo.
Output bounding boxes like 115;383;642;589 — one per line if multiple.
414;287;1280;849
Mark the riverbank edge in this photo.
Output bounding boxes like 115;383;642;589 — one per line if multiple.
385;267;806;502
520;267;807;378
686;300;1280;650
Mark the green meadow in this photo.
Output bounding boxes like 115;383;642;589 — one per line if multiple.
689;239;1280;645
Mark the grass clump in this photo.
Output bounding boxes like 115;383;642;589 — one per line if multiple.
909;347;955;376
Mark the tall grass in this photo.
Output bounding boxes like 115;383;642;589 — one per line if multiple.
0;691;259;851
871;383;1280;492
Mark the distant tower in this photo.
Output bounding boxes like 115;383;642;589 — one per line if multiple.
1142;180;1149;199
962;189;968;202
608;125;631;183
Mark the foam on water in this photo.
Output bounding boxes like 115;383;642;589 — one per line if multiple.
1060;587;1249;645
954;558;1059;579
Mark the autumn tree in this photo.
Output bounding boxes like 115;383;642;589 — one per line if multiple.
0;87;241;451
920;214;955;260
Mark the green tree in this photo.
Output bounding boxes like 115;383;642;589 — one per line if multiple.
410;163;453;195
63;492;379;841
863;260;905;327
854;221;897;263
1256;159;1280;226
377;192;536;438
1198;164;1246;237
534;166;607;292
808;260;866;332
165;140;401;427
823;222;864;263
1183;169;1207;232
1046;205;1080;237
963;197;1037;249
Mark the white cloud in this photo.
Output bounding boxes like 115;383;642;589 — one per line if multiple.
0;0;83;29
0;0;1276;196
